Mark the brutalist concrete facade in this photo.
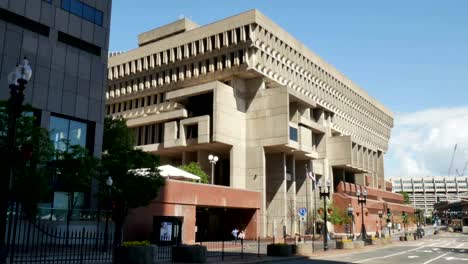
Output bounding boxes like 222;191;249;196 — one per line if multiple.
0;0;112;156
106;10;395;238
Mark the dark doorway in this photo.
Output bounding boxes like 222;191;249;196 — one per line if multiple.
215;158;230;186
195;207;256;242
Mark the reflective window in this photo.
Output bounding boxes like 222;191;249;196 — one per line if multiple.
82;4;94;22
61;0;103;26
70;0;83;17
50;116;88;151
61;0;70;10
289;127;298;142
94;9;103;26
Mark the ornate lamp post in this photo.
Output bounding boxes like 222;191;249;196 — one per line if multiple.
103;176;113;251
0;58;32;264
356;188;368;241
318;179;331;251
402;211;407;236
378;210;383;238
386;208;392;238
347;204;354;240
208;154;218;185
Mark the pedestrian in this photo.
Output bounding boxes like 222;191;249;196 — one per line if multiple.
232;228;239;244
238;230;245;242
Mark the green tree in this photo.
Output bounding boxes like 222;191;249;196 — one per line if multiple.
0;102;54;215
100;117;165;245
178;162;209;183
398;192;411;204
51;142;97;232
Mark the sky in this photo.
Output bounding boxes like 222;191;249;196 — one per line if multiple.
109;1;468;178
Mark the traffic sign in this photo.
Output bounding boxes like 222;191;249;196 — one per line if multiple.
298;207;307;217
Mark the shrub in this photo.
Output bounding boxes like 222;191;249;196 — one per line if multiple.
122;240;150;247
178;162;209;183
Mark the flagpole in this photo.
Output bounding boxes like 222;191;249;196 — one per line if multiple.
312;160;317;240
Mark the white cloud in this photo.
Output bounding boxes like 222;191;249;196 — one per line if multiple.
385;106;468;178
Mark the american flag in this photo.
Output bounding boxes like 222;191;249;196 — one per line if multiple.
306;163;316;182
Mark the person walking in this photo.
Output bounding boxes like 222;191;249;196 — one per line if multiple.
238;230;245;241
232;228;239;244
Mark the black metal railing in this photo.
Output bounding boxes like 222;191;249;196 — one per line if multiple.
5;202;113;264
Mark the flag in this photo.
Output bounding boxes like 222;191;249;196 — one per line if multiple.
306;165;316;182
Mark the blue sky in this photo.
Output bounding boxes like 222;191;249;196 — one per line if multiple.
109;1;468;178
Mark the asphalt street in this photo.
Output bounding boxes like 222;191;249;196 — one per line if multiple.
275;232;468;264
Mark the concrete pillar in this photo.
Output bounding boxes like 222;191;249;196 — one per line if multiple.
286;155;296;235
265;152;287;239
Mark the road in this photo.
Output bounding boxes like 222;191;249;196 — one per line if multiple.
276;232;468;264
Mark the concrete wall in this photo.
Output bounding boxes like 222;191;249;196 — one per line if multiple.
125;180;262;243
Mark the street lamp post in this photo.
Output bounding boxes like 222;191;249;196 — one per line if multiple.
318;179;331;251
347;204;354;240
208;154;218;185
0;58;32;264
386;208;392;238
103;176;113;251
402;211;407;236
378;210;383;238
356;188;368;241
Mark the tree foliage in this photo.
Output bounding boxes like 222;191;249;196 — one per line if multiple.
0;102;54;215
51;143;97;225
100;117;165;245
178;162;209;183
398;192;411;204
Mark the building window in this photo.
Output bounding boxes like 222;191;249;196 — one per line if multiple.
57;31;101;56
289;126;298;142
61;0;104;26
50;116;88;151
0;8;50;37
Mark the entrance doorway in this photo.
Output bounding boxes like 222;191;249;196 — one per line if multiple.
195;207;256;242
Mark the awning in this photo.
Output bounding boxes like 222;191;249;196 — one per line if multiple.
130;165;201;182
157;165;201;181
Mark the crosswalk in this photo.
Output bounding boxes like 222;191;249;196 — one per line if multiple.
314;233;468;264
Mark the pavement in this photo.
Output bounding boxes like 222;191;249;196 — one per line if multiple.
182;226;468;264
272;230;468;264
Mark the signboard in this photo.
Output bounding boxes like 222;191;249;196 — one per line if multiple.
160;222;172;241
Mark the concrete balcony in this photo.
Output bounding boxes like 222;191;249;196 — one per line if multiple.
113;102;187;128
285;122;319;159
164;115;210;148
327;136;367;173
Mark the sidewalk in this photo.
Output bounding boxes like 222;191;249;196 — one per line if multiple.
157;227;437;263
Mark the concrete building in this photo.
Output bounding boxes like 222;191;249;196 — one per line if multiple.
392;176;468;217
0;0;112;208
107;10;413;241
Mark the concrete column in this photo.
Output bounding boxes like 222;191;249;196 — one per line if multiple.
286;155;296;235
265;152;287;239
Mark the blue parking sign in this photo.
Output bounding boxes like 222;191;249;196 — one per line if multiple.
298;207;307;217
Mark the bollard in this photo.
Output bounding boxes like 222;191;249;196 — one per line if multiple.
221;239;224;261
241;239;244;259
257;236;260;258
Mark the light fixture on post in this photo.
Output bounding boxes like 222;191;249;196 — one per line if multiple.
378;210;383;238
1;57;32;264
356;188;368;241
103;176;113;251
318;179;331;251
208;154;218;185
402;211;407;236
